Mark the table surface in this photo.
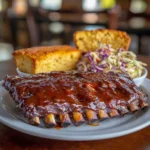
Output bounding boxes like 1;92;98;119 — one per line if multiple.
0;56;150;150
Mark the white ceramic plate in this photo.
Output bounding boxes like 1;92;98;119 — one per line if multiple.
0;79;150;141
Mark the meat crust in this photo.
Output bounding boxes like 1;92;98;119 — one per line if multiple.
3;71;148;127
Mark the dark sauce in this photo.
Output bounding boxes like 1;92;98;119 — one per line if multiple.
3;71;147;117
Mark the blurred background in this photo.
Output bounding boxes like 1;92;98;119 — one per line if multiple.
0;0;150;58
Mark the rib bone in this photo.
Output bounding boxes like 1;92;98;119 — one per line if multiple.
119;105;129;115
29;117;40;125
59;113;72;127
73;112;85;126
45;114;56;127
98;109;109;119
85;109;98;124
129;103;139;112
109;109;119;117
140;101;148;108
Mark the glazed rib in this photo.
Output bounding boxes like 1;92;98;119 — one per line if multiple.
2;71;148;127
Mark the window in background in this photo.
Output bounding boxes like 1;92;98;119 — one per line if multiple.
130;0;147;13
82;0;98;11
41;0;62;10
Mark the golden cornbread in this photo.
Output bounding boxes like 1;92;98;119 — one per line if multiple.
13;45;82;74
74;29;131;52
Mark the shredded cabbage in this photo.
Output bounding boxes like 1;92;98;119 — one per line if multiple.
77;44;147;78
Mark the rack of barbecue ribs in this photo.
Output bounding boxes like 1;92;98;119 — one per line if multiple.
2;71;149;128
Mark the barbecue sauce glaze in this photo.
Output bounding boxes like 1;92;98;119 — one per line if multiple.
3;71;147;118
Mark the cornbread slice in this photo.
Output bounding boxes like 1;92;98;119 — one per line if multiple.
74;29;131;52
13;45;82;74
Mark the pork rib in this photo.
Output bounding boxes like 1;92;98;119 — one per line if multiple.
2;71;148;127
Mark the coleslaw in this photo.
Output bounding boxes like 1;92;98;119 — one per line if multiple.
77;44;147;78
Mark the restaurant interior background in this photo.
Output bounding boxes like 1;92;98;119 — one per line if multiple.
0;0;150;62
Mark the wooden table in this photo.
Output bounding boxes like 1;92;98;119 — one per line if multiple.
0;56;150;150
